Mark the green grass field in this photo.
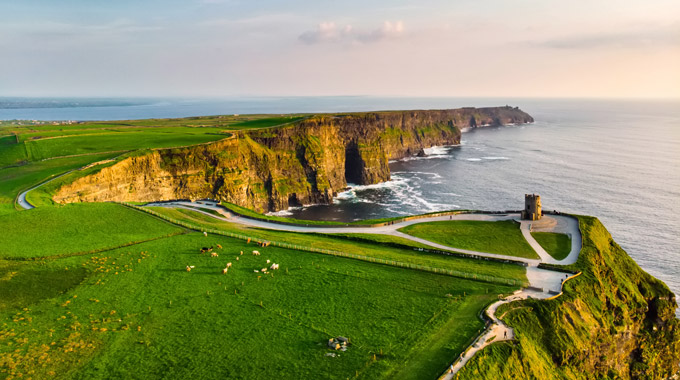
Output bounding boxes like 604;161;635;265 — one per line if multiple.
0;203;183;259
398;220;539;259
0;231;514;379
147;207;527;284
531;232;571;260
0;115;309;167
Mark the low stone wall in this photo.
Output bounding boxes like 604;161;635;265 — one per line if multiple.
545;272;583;301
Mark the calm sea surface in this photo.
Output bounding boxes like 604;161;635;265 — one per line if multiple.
2;97;679;313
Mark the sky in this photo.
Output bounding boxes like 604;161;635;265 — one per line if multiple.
0;0;679;98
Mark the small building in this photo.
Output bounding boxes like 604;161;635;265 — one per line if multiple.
521;194;542;220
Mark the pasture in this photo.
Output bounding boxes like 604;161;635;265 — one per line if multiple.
398;220;539;259
0;232;514;379
0;114;307;167
0;203;183;259
147;206;528;284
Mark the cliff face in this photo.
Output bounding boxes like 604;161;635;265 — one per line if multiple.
457;216;680;380
53;107;533;212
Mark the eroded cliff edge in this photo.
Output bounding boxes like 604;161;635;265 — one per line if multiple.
456;216;680;380
53;106;533;212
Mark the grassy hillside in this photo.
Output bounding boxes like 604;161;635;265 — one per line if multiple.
0;231;514;379
456;216;680;379
399;220;539;259
0;152;121;212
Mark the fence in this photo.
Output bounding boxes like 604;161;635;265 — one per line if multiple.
122;202;523;287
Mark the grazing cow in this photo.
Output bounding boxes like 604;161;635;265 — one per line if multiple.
226;262;232;268
240;251;243;255
201;247;210;253
236;257;239;261
270;263;279;270
252;250;260;256
261;268;267;272
211;252;218;257
217;244;222;249
222;267;228;274
186;265;195;272
203;232;208;237
254;270;259;273
266;259;270;264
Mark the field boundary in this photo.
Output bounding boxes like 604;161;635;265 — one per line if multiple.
121;202;523;286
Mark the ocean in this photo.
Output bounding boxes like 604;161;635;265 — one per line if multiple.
2;96;679;313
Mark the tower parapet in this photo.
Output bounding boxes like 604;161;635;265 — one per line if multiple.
522;194;542;220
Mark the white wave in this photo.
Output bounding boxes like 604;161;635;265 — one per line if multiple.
482;156;510;160
391;144;459;163
346;176;409;192
393;171;443;179
266;208;298;217
423;145;448;156
333;188;357;202
436;192;462;197
460;127;472;133
466;158;482;161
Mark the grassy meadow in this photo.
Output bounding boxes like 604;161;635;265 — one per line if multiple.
531;232;571;260
147;207;527;284
0;230;514;379
0;203;183;259
0;114;306;168
398;220;539;259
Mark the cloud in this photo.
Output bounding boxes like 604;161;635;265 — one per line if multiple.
357;21;405;43
532;24;680;49
298;21;404;45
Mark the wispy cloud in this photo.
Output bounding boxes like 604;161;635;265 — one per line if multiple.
298;21;405;45
532;23;680;49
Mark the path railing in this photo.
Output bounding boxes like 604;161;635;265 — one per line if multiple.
121;202;523;287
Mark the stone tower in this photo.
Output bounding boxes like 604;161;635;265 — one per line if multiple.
522;194;542;220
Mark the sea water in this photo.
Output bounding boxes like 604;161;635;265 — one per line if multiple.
2;97;679;314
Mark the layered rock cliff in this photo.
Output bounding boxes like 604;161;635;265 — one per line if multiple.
457;216;680;379
53;106;533;212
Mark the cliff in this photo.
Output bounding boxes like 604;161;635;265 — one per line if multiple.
456;216;680;379
53;106;533;212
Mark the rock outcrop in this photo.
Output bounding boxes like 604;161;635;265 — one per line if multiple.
53;106;533;212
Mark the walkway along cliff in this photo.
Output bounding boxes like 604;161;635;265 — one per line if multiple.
52;106;533;212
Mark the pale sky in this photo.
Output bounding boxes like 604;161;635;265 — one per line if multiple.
1;0;679;98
